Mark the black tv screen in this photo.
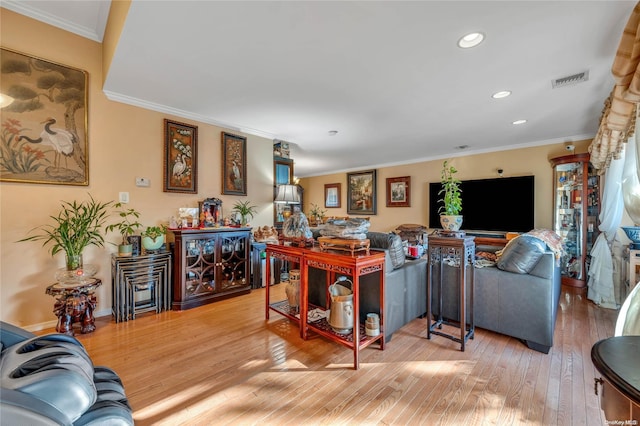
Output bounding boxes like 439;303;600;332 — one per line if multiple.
428;175;535;233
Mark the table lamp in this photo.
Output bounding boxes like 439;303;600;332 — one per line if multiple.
274;184;300;218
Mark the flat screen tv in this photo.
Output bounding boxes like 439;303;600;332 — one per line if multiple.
428;175;535;233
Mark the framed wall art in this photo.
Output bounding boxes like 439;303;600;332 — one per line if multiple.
324;183;341;208
222;132;247;195
0;48;89;185
163;119;198;193
347;169;377;215
386;176;411;207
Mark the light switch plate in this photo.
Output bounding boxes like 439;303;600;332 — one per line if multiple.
119;192;129;203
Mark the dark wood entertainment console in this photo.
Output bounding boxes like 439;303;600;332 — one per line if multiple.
473;236;509;247
463;232;509;248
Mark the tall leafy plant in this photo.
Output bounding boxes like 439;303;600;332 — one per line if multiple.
438;160;462;216
18;194;113;269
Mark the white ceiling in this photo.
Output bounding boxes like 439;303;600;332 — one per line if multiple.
3;1;637;177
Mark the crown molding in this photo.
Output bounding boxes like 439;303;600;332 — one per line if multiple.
1;0;109;42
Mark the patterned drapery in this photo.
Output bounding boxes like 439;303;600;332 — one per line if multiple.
589;2;640;173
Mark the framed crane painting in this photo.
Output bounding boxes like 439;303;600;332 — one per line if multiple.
163;119;198;193
0;48;89;185
221;132;247;196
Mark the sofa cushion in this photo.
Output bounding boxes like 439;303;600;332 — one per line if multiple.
496;234;546;274
366;232;405;269
388;234;406;269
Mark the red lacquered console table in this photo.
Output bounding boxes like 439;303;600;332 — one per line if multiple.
265;243;385;369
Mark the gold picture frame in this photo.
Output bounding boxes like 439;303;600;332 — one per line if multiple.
163;119;198;193
221;132;247;195
0;48;89;185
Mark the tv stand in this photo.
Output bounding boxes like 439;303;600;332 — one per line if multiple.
463;231;508;248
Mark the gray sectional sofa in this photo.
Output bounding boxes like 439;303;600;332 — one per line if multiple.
432;235;562;353
307;229;561;353
308;231;427;343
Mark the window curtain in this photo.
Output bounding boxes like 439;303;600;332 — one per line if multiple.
587;2;640;308
589;1;640;175
587;146;626;309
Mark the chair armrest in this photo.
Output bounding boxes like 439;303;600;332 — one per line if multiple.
1;388;72;426
1;321;36;348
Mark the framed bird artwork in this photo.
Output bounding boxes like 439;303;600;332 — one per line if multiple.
163;119;198;194
221;132;247;196
0;48;89;185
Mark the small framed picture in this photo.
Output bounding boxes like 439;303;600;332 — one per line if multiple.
347;169;377;215
324;183;341;208
386;176;410;207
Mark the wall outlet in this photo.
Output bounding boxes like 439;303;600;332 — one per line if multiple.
135;177;150;187
119;192;129;203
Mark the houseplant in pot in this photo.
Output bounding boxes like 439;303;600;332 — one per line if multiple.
438;160;463;231
18;194;112;279
309;203;326;225
142;224;167;252
232;200;257;226
106;203;142;257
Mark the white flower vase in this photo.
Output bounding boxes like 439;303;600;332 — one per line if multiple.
440;215;463;231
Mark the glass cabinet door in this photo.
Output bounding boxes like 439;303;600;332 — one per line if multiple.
184;238;217;297
553;161;584;281
550;153;599;288
219;233;249;291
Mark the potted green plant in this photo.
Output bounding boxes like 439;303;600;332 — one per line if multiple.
18;194;113;271
232;200;257;226
106;203;142;257
309;203;326;225
438;160;463;231
141;224;167;251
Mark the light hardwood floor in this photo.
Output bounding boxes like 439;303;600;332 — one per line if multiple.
59;285;617;425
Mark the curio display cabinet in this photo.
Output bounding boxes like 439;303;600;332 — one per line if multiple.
550;153;600;288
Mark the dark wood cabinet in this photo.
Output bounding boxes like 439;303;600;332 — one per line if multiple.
170;228;251;310
550;153;600;288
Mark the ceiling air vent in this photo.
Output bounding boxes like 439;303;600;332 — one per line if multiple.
552;71;589;89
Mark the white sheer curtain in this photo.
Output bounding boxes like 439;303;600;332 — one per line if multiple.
587;143;627;309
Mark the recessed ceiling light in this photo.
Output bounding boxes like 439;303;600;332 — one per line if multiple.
328;130;338;136
492;91;511;99
458;32;485;48
512;119;527;125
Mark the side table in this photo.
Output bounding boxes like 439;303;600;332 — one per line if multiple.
426;234;475;351
45;278;102;336
111;251;172;322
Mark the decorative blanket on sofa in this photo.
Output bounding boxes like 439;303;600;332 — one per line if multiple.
495;229;565;273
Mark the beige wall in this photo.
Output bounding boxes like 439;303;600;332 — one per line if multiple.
1;10;275;329
299;141;594;232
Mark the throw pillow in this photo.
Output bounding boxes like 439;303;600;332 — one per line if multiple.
388;233;406;269
366;232;405;269
367;231;392;250
496;235;546;274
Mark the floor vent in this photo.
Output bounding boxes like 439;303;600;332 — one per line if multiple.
552;71;589;88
